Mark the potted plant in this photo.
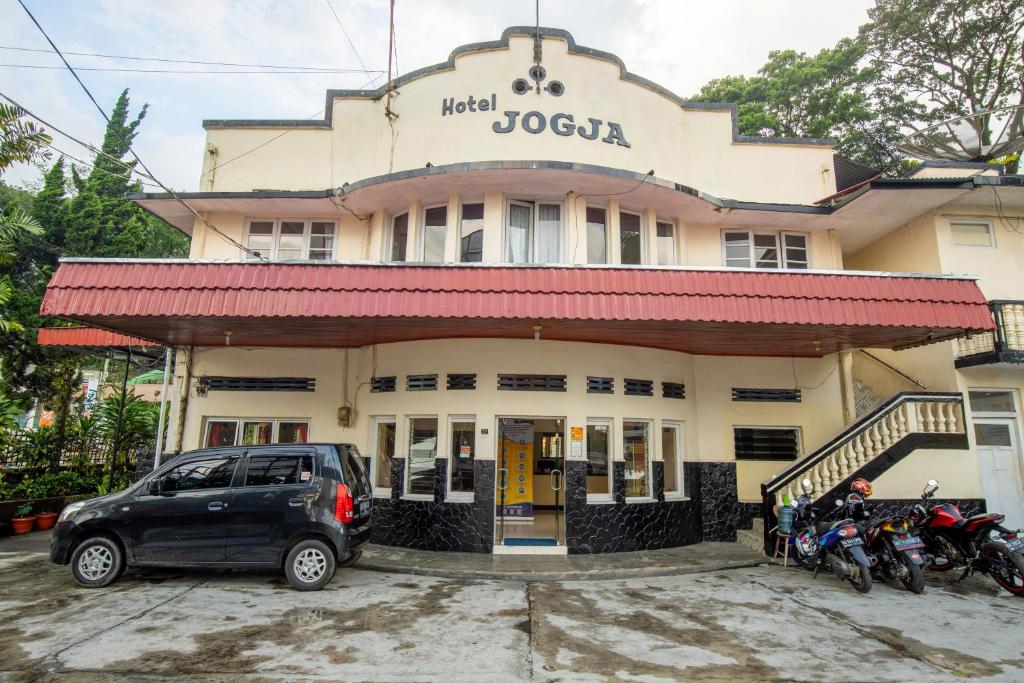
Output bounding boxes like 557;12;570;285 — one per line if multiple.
35;508;58;530
11;503;35;534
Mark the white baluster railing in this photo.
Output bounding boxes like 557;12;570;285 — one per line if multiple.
764;394;965;509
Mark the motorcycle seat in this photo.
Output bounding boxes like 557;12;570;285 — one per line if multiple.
958;512;1005;532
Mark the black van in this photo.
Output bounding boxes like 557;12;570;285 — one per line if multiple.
49;443;372;591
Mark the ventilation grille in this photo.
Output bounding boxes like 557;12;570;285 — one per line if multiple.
497;374;566;392
662;382;686;399
734;427;800;461
406;374;438;391
623;378;653;397
446;373;477;390
732;388;802;402
587;376;614;394
198;376;314;392
371;376;397;393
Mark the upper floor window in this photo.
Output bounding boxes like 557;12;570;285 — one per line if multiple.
586;206;608;264
388;213;408;261
422;206;448;262
244;219;337;261
656;220;676;265
619;211;642;265
460;203;484;263
722;230;808;269
506;200;562;264
951;220;995;247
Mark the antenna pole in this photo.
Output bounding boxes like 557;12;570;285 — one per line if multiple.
533;0;542;93
385;0;397;119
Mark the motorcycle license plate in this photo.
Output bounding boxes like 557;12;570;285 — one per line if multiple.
892;536;925;550
840;537;863;548
1008;537;1024;553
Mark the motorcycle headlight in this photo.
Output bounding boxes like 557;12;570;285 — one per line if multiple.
58;501;86;524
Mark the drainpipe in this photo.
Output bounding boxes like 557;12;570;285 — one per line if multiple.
173;346;194;454
153;347;174;470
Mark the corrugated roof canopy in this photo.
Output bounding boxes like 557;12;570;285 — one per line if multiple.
39;260;994;357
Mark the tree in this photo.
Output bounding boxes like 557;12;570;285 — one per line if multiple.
691;38;910;172
0;103;51;176
861;0;1024;172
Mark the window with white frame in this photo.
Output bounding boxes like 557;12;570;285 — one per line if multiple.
586;206;608;264
662;422;687;498
506;199;562;264
203;418;309;448
422;206;448;261
586;419;612;498
406;416;438;496
619;210;642;265
722;230;808;269
460;203;484;262
370;416;396;494
951;220;995;247
656;220;677;265
623;419;652;499
244;219;337;261
448;416;475;496
385;213;408;262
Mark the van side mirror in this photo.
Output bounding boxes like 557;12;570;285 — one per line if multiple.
147;479;162;496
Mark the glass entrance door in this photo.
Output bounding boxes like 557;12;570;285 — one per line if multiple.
495;417;565;549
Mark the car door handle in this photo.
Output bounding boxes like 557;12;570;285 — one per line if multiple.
208;501;226;511
289;498;304;507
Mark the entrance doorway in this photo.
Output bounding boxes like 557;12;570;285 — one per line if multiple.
976;418;1024;529
494;417;566;553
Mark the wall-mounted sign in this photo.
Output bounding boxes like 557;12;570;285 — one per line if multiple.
442;93;630;148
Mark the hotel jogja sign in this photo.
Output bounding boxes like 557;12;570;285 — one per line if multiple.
441;93;631;148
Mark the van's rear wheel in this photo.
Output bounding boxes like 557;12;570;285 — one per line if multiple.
284;540;336;591
70;536;124;588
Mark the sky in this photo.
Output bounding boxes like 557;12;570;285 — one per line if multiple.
1;0;874;192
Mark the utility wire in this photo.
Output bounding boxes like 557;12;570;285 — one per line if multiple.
0;44;383;72
0;64;379;75
17;0;266;261
324;0;379;87
44;140;163;190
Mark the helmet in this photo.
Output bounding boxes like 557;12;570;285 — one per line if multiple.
850;478;873;498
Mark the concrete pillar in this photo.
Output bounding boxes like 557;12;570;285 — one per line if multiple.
483;190;504;263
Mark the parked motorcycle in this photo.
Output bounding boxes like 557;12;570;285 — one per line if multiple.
788;481;873;593
864;513;927;594
910;479;1024;596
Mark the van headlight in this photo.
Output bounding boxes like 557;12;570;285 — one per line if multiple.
58;501;86;524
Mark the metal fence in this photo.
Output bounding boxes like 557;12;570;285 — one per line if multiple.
0;431;144;471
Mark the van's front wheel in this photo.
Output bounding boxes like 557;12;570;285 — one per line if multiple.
285;540;336;591
70;536;124;588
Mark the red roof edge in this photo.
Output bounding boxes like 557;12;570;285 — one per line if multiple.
37;327;158;348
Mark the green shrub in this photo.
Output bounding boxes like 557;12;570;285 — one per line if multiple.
0;470;102;501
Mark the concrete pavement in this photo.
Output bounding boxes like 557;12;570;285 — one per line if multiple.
2;535;1023;681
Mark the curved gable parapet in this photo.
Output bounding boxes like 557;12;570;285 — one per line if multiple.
202;26;832;147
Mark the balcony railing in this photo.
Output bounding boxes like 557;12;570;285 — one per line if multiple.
954;301;1024;367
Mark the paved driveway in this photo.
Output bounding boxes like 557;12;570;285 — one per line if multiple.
2;545;1023;682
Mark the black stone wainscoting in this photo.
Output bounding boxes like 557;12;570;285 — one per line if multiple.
368;458;495;553
564;460;743;554
865;498;987;519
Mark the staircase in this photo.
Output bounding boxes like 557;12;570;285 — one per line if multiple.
760;392;967;554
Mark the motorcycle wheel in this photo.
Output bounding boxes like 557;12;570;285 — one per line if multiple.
848;563;873;594
982;542;1024;596
789;530;817;571
899;552;926;594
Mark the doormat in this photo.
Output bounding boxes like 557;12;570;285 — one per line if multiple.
503;538;559;546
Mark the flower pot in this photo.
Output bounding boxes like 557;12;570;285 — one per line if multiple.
35;512;58;530
11;516;36;535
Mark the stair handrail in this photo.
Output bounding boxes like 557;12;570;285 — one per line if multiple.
763;391;963;497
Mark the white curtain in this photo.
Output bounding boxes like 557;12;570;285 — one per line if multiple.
535;204;561;263
507;203;531;264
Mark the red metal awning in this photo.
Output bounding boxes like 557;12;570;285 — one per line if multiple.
39;260;995;357
37;327;158;348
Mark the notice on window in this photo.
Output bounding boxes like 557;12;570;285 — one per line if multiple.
568;426;585;460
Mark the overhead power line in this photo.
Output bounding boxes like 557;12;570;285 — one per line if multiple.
0;64;381;75
324;0;380;87
0;44;384;72
16;0;266;261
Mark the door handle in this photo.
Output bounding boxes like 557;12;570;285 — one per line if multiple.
550;470;562;491
289;498;304;507
207;501;226;511
497;468;509;490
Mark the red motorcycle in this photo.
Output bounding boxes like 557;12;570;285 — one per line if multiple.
909;480;1024;596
